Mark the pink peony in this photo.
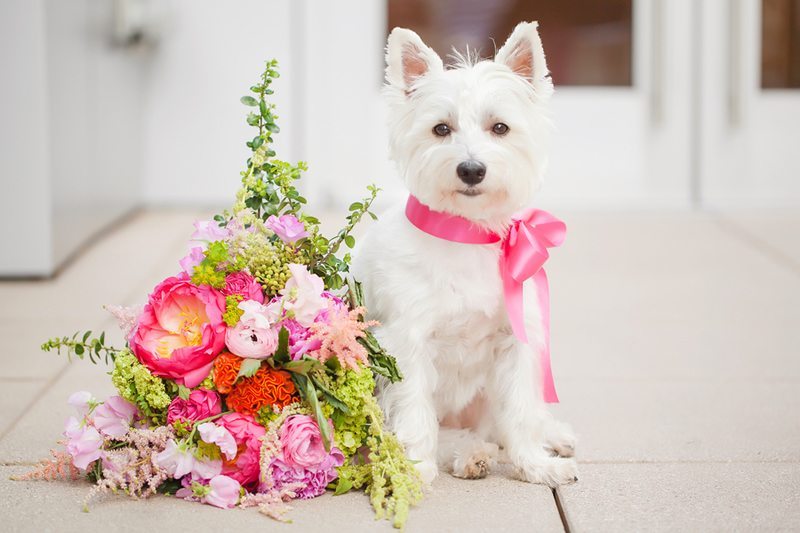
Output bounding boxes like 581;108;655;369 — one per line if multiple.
279;415;330;469
265;214;309;244
167;388;221;427
225;300;279;359
93;396;138;438
281;319;321;360
217;413;265;490
279;264;327;327
222;271;264;303
64;416;104;470
129;274;226;388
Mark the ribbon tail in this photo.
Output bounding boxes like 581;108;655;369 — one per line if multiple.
534;270;559;403
502;263;528;343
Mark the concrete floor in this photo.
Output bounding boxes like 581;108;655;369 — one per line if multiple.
0;208;798;532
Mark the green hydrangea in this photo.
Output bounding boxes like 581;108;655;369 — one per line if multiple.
328;366;375;456
111;349;173;424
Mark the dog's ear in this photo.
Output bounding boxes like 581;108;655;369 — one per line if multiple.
386;28;443;92
495;21;553;100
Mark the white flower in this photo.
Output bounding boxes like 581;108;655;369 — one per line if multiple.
279;264;327;327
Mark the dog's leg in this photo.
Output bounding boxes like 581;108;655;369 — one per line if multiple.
542;413;577;458
437;427;498;479
487;337;578;487
376;328;440;484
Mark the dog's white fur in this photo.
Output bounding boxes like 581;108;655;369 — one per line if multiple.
352;22;578;486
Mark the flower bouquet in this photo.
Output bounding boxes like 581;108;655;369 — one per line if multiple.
18;60;423;528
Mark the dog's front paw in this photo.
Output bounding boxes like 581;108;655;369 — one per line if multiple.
514;454;578;487
414;459;439;486
452;441;498;480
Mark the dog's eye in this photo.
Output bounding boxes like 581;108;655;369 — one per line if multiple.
492;123;510;135
433;123;451;137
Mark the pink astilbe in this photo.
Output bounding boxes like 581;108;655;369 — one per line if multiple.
239;484;305;522
11;447;82;482
307;306;377;370
84;426;175;508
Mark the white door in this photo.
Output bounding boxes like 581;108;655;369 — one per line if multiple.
296;0;697;209
699;0;800;207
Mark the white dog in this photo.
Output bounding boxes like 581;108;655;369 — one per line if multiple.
352;22;578;487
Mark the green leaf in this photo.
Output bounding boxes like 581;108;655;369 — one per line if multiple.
82;331;92;343
368;211;378;221
266;123;280;133
344;235;356;248
310;374;350;414
252;136;264;149
259;100;268;117
240;96;258;106
237;358;263;379
333;475;353;495
177;385;190;400
281;358;322;375
272;327;290;366
348;202;363;211
303;377;331;451
74;344;84;356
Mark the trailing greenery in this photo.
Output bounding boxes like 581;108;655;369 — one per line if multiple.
41;331;120;365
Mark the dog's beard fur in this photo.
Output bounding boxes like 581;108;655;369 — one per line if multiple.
352;22;578;486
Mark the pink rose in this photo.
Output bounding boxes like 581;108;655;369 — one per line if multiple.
222;272;264;303
64;416;104;470
279;415;330;469
217;413;265;490
93;396;138;438
129;274;226;388
167;389;221;427
265;214;309;244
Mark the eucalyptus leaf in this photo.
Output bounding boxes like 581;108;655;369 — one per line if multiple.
240;96;258;106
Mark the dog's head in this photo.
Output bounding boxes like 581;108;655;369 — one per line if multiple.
384;22;553;227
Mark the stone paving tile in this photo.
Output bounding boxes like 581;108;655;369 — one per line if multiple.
717;209;800;269
557;462;800;532
549;379;800;463
0;380;48;438
1;464;562;533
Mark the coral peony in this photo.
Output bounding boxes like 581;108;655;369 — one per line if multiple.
225;367;297;416
166;388;221;427
222;271;264;303
217;413;266;490
129;274;226;388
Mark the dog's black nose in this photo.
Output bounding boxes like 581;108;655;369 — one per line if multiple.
456;160;486;186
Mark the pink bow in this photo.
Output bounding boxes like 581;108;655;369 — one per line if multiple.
500;209;566;403
405;196;566;403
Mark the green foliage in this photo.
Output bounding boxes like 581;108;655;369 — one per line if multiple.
223;294;245;327
110;349;174;425
41;331;119;365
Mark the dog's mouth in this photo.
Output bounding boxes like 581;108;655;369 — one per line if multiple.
457;188;483;197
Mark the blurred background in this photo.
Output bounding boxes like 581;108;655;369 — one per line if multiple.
0;0;798;275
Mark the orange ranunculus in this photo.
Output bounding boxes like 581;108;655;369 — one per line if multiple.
225;366;298;415
213;352;243;394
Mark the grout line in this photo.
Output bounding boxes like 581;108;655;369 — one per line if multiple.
576;459;800;465
552;488;573;533
714;216;800;276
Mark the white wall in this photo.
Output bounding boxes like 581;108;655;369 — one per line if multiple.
140;0;295;206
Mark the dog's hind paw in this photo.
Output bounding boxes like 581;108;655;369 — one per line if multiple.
515;455;578;487
452;441;499;480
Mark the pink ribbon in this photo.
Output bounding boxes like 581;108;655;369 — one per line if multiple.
405;195;565;403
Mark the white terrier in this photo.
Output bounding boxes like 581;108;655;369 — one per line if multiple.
352;22;578;486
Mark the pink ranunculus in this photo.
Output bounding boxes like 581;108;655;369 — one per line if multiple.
64;416;104;470
198;423;237;460
204;475;241;509
270;447;344;499
93;396;138;438
279;264;327;327
217;413;266;490
129;274;226;388
279;415;331;469
167;388;222;427
225;300;279;359
265;214;309;244
179;247;205;275
222;271;264;303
